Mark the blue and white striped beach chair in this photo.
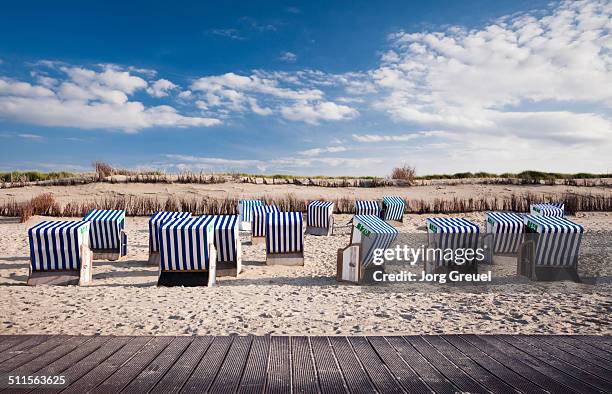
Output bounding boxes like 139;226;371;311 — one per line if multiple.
530;203;564;217
519;215;583;281
209;215;242;276
251;205;279;242
382;196;405;222
157;216;217;286
306;200;335;236
82;209;127;260
485;212;524;255
337;215;399;283
27;220;93;285
265;211;304;266
426;217;480;272
148;211;191;264
355;200;380;216
238;199;264;231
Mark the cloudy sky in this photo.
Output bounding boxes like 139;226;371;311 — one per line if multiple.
0;0;611;176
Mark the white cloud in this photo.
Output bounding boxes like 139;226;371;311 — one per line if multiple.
299;146;348;156
17;133;44;141
146;79;178;98
280;101;358;124
279;51;297;62
372;0;612;144
210;28;245;40
0;65;220;132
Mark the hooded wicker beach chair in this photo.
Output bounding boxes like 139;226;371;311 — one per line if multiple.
208;215;242;276
82;209;127;261
337;215;398;284
251;205;279;244
238;199;264;231
426;217;480;273
530;203;564;217
382;196;405;223
157;216;217;286
265;211;304;266
485;212;524;255
355;200;380;216
306;200;335;236
518;215;583;281
27;220;93;286
148;211;191;265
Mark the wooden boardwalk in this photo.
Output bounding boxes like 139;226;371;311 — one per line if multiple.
0;335;610;393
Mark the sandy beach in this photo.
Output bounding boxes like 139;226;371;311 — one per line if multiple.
1;202;610;337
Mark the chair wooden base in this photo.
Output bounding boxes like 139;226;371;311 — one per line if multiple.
92;249;125;261
157;270;216;287
27;245;93;286
336;244;383;284
148;252;161;266
251;236;266;245
266;252;304;266
216;261;241;277
239;221;252;231
305;225;333;236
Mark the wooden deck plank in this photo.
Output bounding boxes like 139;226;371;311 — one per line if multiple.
0;335;610;393
0;335;69;373
0;336;32;354
367;337;432;394
89;336;174;393
558;336;612;361
519;335;612;384
121;336;193;393
209;336;253;394
541;335;612;370
502;335;612;393
443;335;549;394
0;336;49;365
266;336;292;394
463;335;580;394
329;336;375;394
348;337;405;394
0;336;91;392
424;335;518;394
386;336;457;394
60;337;152;394
180;336;233;393
407;336;487;394
576;335;612;352
237;336;270;394
28;337;131;394
477;335;596;394
7;336;111;394
291;336;320;394
310;337;347;394
150;336;213;394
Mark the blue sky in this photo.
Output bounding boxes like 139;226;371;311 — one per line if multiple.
0;0;611;176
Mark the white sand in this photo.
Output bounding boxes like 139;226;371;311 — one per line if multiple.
1;211;610;336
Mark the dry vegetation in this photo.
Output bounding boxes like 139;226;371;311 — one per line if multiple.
3;191;611;222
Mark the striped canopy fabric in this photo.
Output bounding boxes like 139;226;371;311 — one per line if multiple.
252;205;280;237
209;215;240;263
530;203;564;217
266;212;304;254
382;196;405;221
238;199;264;223
149;211;191;253
28;221;90;271
426;217;480;266
158;216;215;271
486;212;524;254
355;200;380;216
307;201;335;229
524;215;584;267
353;215;399;267
82;209;125;250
